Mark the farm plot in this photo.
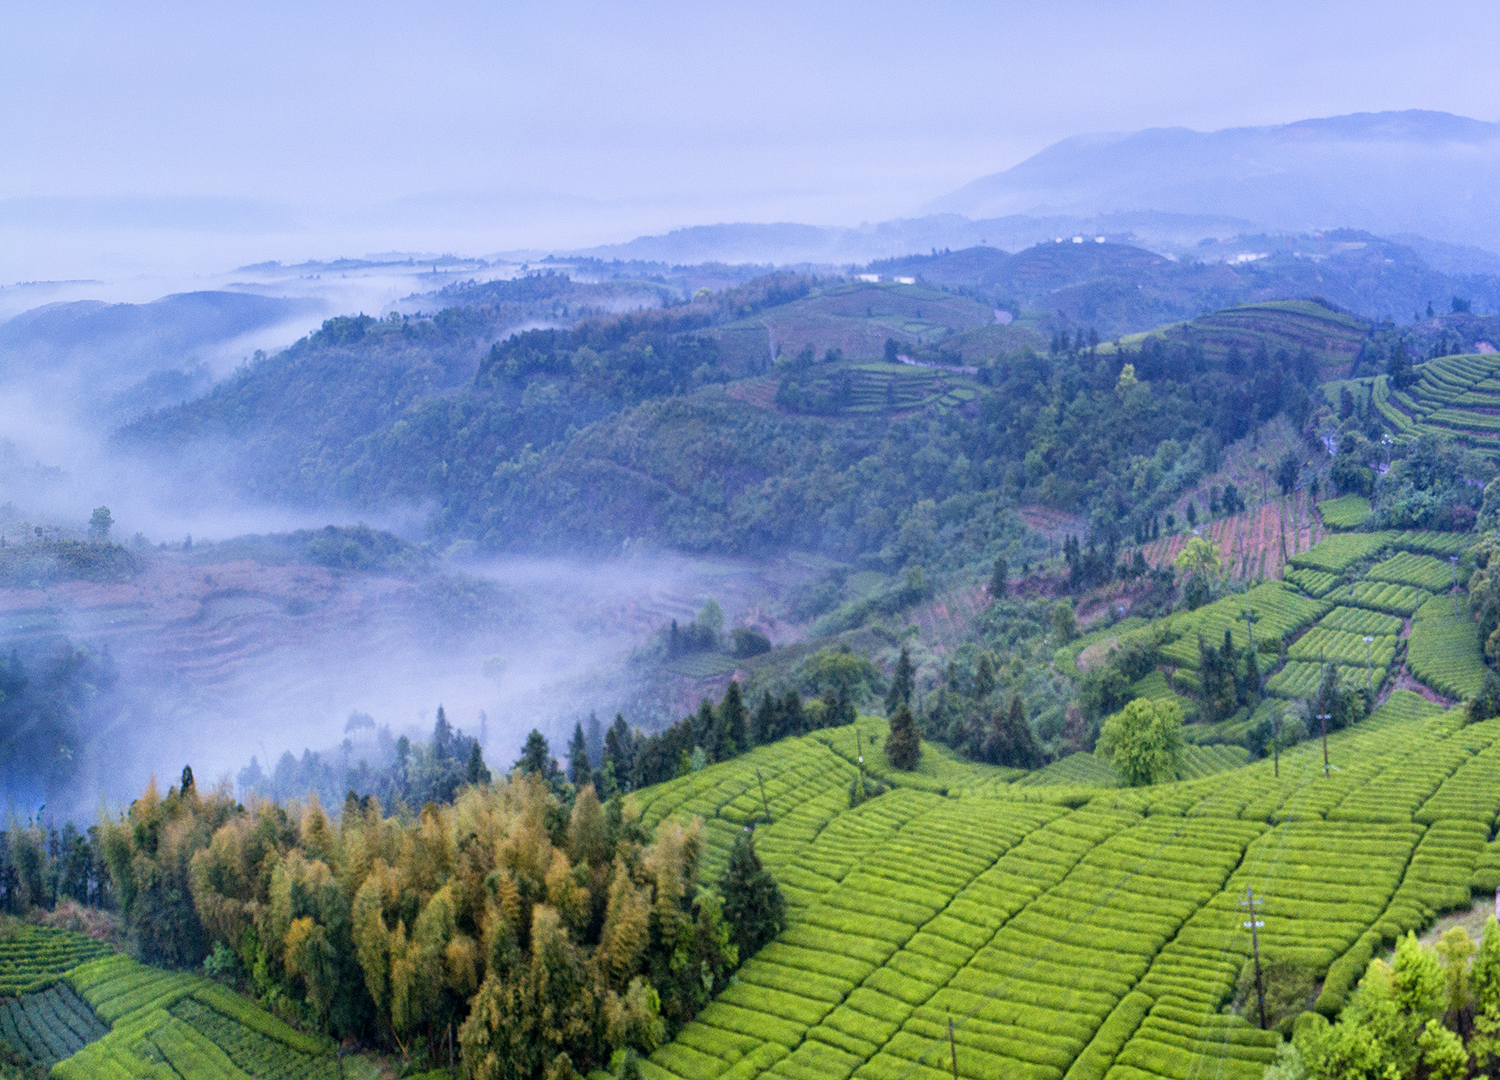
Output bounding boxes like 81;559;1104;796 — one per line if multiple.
0;926;112;996
1407;594;1489;701
1315;606;1403;637
1264;661;1386;700
1317;495;1370;530
1391;530;1471;558
1324;580;1431;617
55;954;334;1080
1154;583;1328;669
647;800;1075;1080
1287;627;1397;670
1286;532;1396;574
1366;551;1460;592
1282;568;1339;598
0;982;109;1068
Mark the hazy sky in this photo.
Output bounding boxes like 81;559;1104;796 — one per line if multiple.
5;0;1500;277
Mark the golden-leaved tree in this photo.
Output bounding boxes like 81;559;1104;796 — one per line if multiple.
108;772;738;1079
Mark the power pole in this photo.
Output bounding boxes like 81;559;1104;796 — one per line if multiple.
948;1017;959;1080
1453;556;1461;617
1272;706;1280;779
1240;888;1267;1029
1317;711;1333;778
1363;636;1375;698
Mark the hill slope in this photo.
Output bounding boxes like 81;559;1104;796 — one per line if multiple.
636;689;1496;1080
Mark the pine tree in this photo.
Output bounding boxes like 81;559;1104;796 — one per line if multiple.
990;556;1008;599
567;722;589;786
604;714;634;786
885;647;915;715
720;681;747;755
516;730;553;777
466;742;491;786
718;832;785;962
886;704;921;770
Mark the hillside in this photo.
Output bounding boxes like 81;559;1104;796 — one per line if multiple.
631;692;1493;1080
116;277;1360;569
625;524;1497;1080
868;234;1500;339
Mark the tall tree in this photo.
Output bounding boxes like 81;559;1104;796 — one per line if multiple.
567;722;589;786
719;681;747;756
885;647;915;715
1095;698;1184;786
718;832;785;962
989;556;1008;599
886;704;921;770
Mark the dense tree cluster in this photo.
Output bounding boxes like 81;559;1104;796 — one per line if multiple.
97;762;780;1078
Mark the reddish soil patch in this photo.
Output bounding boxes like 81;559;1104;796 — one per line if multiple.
724;377;779;409
1142;491;1325;579
1017;506;1088;543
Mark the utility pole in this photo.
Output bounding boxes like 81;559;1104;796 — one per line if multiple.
949;1017;959;1080
1364;636;1375;697
1240;888;1268;1029
1453;556;1461;616
1317;710;1333;778
1272;706;1280;779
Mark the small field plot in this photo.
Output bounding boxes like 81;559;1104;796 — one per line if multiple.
1325;580;1431;617
1317;495;1370;530
1366;551;1460;592
1408;594;1489;701
1287;532;1397;574
0;926;112;996
0;983;109;1068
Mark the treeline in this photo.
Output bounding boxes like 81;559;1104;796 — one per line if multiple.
237;706;489;810
95;759;783;1078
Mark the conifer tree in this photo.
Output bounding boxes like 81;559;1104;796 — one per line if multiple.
990;556;1008;599
885;646;914;715
718;832;785;961
886;704;921;770
719;681;747;755
567;722;589;785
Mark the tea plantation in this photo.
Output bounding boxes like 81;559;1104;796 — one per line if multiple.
630;528;1500;1080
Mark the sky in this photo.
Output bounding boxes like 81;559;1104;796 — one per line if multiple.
5;0;1500;279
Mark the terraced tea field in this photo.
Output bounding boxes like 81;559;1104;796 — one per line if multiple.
635;521;1500;1080
0;931;342;1079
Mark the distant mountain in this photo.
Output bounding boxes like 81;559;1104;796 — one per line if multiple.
564;211;1258;268
930;111;1500;251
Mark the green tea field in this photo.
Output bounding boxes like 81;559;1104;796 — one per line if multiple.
633;526;1500;1080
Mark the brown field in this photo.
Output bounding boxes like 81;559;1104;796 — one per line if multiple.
1142;489;1325;579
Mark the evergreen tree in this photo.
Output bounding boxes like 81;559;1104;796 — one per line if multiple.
989;556;1008;599
718;832;785;962
752;693;777;746
516;730;554;777
886;704;921;770
885;646;914;715
567;722;589;786
974;654;996;700
584;712;603;767
720;681;747;755
987;695;1043;769
604;714;634;786
466;742;491;786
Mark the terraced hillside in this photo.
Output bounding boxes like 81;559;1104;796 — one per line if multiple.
1368;351;1500;447
632;525;1500;1080
636;690;1500;1080
1104;300;1370;376
0;931;347;1079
